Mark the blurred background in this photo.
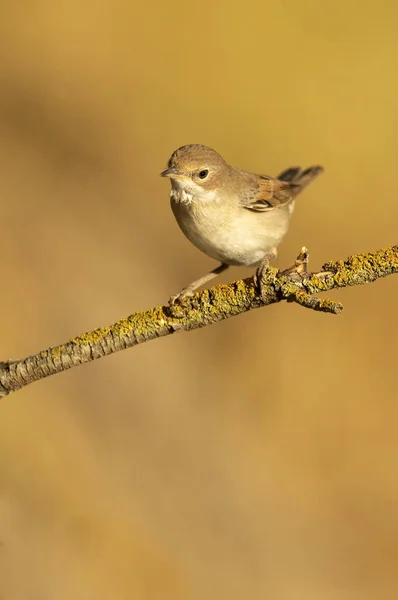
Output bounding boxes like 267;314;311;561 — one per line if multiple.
0;0;397;598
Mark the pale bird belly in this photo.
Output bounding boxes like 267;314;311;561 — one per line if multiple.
172;200;291;266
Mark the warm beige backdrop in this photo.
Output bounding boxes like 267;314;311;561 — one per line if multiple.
0;1;397;598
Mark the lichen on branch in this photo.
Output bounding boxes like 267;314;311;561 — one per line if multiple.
0;244;397;398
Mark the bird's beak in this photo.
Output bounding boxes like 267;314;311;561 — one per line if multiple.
160;167;181;179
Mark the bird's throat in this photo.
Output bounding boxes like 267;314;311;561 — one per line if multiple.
170;187;194;205
170;181;218;206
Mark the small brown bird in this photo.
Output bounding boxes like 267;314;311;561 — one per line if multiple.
161;144;323;302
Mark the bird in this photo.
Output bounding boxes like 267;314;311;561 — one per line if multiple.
161;144;323;302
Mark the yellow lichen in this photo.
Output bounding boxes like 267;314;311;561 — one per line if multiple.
50;345;65;357
70;327;110;345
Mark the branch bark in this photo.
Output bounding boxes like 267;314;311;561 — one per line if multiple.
1;245;397;398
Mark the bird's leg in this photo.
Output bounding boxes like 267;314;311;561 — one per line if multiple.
254;249;277;301
170;263;230;304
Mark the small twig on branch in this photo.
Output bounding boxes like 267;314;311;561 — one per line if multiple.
0;245;397;398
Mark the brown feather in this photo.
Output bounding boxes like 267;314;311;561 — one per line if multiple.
242;165;323;213
241;178;297;213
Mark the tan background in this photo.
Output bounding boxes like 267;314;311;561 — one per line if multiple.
0;1;397;598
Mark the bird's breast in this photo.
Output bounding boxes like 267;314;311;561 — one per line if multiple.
171;197;292;266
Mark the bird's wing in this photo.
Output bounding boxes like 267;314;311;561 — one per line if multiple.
240;176;299;213
240;166;324;213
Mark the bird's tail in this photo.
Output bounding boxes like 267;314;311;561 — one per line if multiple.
277;165;324;197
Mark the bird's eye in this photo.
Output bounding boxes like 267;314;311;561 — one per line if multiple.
198;169;209;179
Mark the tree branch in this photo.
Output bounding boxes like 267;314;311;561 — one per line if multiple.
1;245;397;398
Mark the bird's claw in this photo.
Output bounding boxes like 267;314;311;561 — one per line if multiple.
169;288;194;306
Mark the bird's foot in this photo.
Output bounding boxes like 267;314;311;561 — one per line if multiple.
254;252;277;302
167;287;195;317
169;287;194;305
